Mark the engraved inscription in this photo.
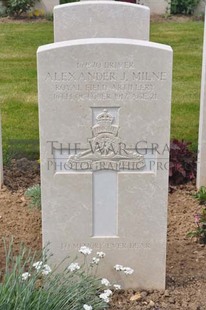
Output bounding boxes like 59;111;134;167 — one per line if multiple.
44;61;167;102
60;242;151;250
67;109;145;171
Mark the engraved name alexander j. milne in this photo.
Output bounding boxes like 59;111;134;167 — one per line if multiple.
45;64;167;101
67;109;145;172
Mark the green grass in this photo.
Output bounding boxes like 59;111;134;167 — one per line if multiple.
0;19;204;159
0;21;53;159
151;20;204;151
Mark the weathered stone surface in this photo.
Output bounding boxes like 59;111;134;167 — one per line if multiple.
54;2;150;42
38;38;172;289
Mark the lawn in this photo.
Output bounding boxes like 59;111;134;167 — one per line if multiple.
0;19;204;159
0;21;53;160
151;20;204;151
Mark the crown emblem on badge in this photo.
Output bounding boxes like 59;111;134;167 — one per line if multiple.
67;108;146;171
92;109;119;137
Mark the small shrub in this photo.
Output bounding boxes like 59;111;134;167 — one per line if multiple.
169;139;196;185
3;146;17;167
25;184;41;208
44;12;53;21
28;8;44;18
0;241;109;309
169;0;200;15
0;241;133;309
7;0;37;17
194;186;206;205
187;187;206;244
187;207;206;244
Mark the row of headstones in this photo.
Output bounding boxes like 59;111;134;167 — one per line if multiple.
35;0;206;15
35;0;168;15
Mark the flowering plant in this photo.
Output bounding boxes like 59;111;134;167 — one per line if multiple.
187;208;206;243
194;186;206;205
0;242;107;309
187;187;206;244
0;241;134;309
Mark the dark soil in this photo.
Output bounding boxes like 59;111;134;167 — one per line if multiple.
0;14;202;24
1;159;206;309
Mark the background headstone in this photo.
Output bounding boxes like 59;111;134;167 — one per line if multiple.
34;0;206;15
0;113;3;187
195;1;206;15
54;2;150;42
38;38;172;289
142;0;168;14
35;0;172;14
34;0;59;13
197;8;206;188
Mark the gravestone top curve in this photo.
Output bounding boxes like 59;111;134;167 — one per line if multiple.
54;2;150;42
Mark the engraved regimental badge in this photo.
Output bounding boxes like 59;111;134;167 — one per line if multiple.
67;109;145;171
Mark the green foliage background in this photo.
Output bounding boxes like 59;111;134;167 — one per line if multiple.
170;0;201;15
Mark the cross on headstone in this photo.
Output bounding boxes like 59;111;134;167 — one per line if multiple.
52;108;154;237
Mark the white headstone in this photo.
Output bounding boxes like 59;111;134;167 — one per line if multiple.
197;9;206;188
38;38;172;289
141;0;168;14
195;1;206;15
0;113;3;187
35;0;59;13
54;2;150;42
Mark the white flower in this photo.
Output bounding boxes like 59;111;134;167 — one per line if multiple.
104;289;113;296
42;264;52;275
68;262;80;272
79;246;92;255
83;305;92;310
101;278;110;286
123;267;134;275
114;264;134;274
113;284;121;290
99;293;110;303
33;261;43;271
114;264;123;271
97;251;106;258
21;272;31;281
91;257;100;265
